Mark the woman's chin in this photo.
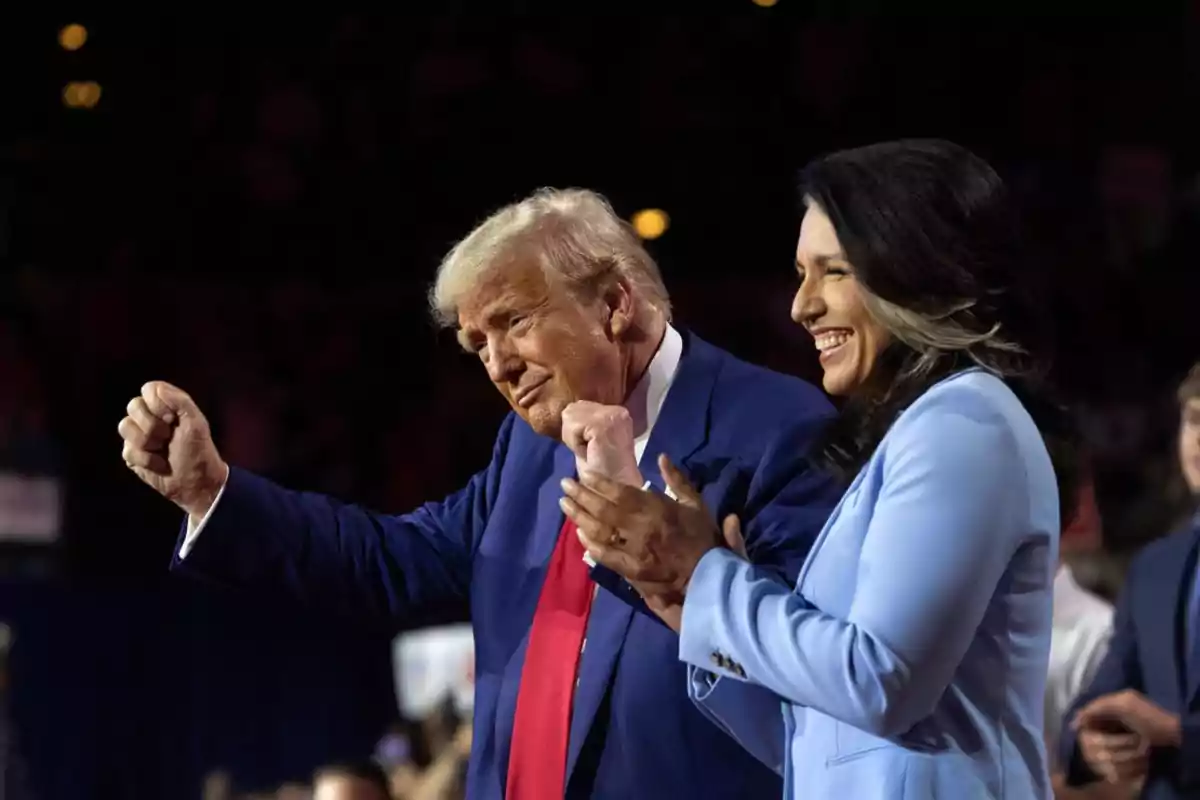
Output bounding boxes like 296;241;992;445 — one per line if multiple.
821;375;849;397
820;365;857;397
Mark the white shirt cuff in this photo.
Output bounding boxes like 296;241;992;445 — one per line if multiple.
177;478;228;559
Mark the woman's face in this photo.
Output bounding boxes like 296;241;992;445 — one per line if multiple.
1180;397;1200;494
791;202;890;397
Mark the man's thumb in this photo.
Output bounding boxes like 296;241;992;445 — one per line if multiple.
1071;698;1109;730
723;515;748;559
658;454;702;508
142;381;197;422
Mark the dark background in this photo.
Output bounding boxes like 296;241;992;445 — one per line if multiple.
0;8;1197;798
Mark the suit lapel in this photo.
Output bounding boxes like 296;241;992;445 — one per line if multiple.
1152;527;1199;704
638;331;718;483
1178;526;1200;705
563;330;720;782
565;587;634;780
538;444;581;557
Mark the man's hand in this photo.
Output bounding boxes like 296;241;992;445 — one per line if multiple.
1051;771;1136;799
1071;689;1179;785
560;401;643;487
1076;729;1149;785
1074;689;1181;749
118;381;229;519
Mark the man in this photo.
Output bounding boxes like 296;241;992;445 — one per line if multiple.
1059;362;1200;799
118;188;839;799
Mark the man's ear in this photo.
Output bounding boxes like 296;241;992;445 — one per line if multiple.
602;276;635;338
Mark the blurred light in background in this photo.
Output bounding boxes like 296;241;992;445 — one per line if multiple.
62;81;102;109
751;0;779;7
59;23;89;51
631;208;669;240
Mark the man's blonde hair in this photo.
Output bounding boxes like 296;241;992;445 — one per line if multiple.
429;188;671;328
1179;362;1200;405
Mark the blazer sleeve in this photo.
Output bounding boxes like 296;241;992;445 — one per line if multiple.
170;414;516;624
735;415;843;585
681;418;841;760
677;400;1042;738
687;666;787;774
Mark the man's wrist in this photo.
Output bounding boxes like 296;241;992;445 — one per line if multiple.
1161;712;1183;747
617;465;645;488
182;461;229;520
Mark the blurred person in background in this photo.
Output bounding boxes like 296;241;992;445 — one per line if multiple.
202;769;232;800
275;782;313;800
391;624;473;745
564;139;1079;798
374;729;420;800
0;623;37;800
117;188;842;799
407;721;472;800
1048;471;1125;799
313;761;391;800
1060;362;1200;799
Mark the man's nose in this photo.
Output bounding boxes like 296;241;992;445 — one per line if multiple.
483;336;521;383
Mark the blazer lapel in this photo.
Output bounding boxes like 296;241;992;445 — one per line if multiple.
794;468;862;594
563;330;720;782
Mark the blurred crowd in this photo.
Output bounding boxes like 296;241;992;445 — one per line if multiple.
1;12;1198;799
4;17;1198;572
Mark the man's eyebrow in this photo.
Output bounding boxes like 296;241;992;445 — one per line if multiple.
456;328;478;352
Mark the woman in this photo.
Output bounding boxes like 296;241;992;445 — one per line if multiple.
560;139;1079;798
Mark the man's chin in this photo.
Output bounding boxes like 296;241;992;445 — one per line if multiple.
519;403;565;440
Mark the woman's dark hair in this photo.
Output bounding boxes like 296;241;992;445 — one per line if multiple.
801;139;1081;525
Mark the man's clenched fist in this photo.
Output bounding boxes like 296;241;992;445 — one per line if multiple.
118;381;229;519
560;401;643;487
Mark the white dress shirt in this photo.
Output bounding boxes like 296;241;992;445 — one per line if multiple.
179;324;684;558
1045;563;1114;769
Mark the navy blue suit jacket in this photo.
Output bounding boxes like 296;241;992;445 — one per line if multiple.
1060;519;1200;799
172;331;840;799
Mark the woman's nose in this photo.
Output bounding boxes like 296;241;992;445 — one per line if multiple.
791;283;823;326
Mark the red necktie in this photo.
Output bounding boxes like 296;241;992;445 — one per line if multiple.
505;517;595;799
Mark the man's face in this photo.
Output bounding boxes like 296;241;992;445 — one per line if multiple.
457;259;626;440
1180;398;1200;494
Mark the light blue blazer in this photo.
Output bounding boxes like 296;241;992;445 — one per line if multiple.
679;369;1060;799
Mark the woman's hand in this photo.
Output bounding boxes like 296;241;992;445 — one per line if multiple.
561;454;743;606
